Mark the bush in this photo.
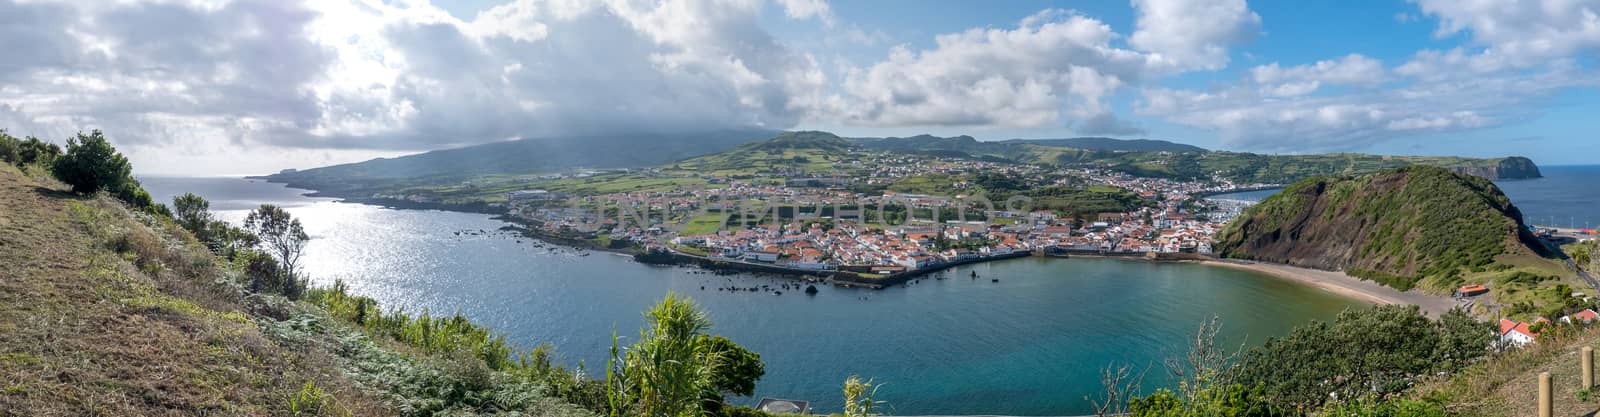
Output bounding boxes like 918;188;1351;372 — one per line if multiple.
18;136;61;167
603;293;768;417
0;130;17;164
1236;306;1492;410
243;251;303;299
1322;398;1446;417
1128;384;1286;417
52;130;132;195
285;381;352;417
1;130;61;168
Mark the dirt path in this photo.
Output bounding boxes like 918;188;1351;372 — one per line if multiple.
1202;260;1462;316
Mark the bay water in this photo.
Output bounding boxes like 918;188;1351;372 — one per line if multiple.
143;176;1366;415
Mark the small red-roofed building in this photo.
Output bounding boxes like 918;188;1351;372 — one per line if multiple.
1561;309;1600;324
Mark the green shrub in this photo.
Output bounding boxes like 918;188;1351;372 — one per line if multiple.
1322;398;1446;417
1128;384;1286;417
841;375;884;417
285;381;351;417
308;281;516;371
0;130;17;164
1236;306;1492;410
1;130;61;168
52;130;132;195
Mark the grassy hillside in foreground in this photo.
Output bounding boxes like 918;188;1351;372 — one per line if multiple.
0;164;597;416
1216;166;1575;317
0;161;817;417
1413;323;1600;417
0;164;380;415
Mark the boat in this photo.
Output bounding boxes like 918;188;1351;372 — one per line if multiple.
804;285;818;295
970;271;978;278
991;278;999;283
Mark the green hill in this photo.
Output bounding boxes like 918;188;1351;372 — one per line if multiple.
669;131;863;175
1099;151;1542;183
997;136;1207;152
852;134;1539;182
1216;166;1574;314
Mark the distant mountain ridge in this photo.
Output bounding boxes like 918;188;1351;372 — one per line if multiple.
266;130;1542;198
997;137;1207;152
851;134;1204;154
261;130;776;188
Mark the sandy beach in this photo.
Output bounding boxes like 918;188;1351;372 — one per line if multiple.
1200;260;1460;316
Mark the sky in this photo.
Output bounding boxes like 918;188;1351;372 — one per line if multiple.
0;0;1596;176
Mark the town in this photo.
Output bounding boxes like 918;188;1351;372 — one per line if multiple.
498;152;1280;278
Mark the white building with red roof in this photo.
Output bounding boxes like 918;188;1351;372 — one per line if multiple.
1499;317;1550;347
1561;309;1600;324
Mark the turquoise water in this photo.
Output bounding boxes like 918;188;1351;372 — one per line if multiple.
141;177;1365;415
1207;165;1600;230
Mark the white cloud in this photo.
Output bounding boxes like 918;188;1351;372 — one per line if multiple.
1411;0;1600;65
832;9;1150;131
1129;0;1260;71
0;0;833;174
1249;54;1388;96
776;0;833;25
1139;63;1595;152
826;0;1261;132
1131;1;1600;154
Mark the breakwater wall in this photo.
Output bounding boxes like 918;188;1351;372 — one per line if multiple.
637;250;1035;289
841;251;1035;288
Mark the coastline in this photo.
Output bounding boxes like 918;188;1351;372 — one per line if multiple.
1199;260;1459;316
256;179;1464;315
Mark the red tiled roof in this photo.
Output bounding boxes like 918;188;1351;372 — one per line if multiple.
1567;309;1600;323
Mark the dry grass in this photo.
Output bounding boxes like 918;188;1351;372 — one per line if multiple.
0;167;388;416
1414;325;1600;417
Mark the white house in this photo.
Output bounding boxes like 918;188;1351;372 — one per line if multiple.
743;251;779;263
1499;318;1548;347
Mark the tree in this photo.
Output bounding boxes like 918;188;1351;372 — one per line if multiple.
208;219;259;260
1434;308;1494;372
52;130;132;195
172;193;214;235
244;204;310;281
245;251;284;295
1235;305;1481;410
697;334;764;397
170;193;260;261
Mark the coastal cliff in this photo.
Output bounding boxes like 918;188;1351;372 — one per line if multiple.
1215;165;1561;293
1446;156;1543;180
